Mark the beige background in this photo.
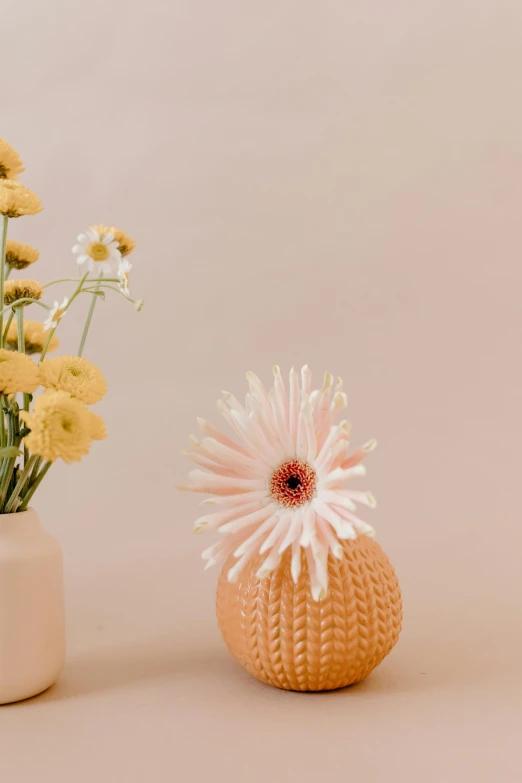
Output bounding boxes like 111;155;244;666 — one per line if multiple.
1;0;522;780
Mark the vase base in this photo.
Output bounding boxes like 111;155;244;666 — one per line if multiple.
241;670;367;692
0;663;64;705
217;535;402;692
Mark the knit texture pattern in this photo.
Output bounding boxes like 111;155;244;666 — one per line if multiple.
216;535;402;691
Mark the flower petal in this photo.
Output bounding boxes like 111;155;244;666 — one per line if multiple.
182;366;378;600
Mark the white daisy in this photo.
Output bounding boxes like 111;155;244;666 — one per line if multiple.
72;228;121;274
117;258;132;296
43;296;68;332
181;366;378;601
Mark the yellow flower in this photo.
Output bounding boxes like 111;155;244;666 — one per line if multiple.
4;279;43;306
6;321;59;355
5;240;39;270
89;411;107;440
0;180;42;218
20;390;106;464
92;224;136;257
38;355;107;404
0;349;39;394
0;139;24;180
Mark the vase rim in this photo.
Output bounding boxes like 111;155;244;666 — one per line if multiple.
0;507;39;533
0;507;35;516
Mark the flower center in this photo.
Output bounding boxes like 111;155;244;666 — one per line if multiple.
270;459;317;508
61;417;73;432
67;367;85;378
87;242;110;262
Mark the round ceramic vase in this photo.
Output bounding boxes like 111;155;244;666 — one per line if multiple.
217;534;402;691
0;508;65;704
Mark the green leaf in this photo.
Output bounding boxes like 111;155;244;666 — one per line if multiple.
0;447;22;459
84;289;106;301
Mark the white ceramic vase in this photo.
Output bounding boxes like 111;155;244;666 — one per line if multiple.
0;508;65;704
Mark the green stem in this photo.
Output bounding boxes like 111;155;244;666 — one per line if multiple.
39;271;90;364
16;306;24;353
0;299;50;319
18;461;52;512
2;308;14;349
39;326;57;364
0;400;18;511
0;396;5;450
4;454;37;514
82;284;134;303
0;221;8;456
78;271;103;357
16;306;29;464
43;277;119;288
29;455;41;484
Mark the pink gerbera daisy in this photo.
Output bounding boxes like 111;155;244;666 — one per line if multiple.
180;365;378;601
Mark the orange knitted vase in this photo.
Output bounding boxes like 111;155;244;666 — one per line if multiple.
216;534;402;691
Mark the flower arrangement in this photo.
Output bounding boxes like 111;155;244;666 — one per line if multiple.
0;138;142;514
180;365;377;601
180;366;402;692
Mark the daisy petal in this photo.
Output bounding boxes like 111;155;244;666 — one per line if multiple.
181;366;378;601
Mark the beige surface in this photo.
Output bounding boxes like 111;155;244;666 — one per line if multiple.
1;0;522;780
